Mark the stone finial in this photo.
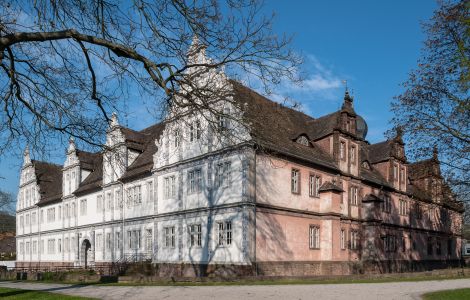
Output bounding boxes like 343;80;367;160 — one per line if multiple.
109;112;119;128
23;145;31;165
67;136;76;153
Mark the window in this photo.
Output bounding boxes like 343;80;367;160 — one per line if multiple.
309;226;320;249
383;195;392;213
40;210;44;223
188;169;203;194
217;221;232;246
215;162;231;188
26;214;30;226
189;121;202;142
67;173;71;193
399;199;408;216
296;136;309;146
19;242;24;255
384;235;396;252
58;239;62;253
106;233;112;250
350;145;356;164
127;230;141;249
309;174;321;198
174;129;180;148
107;192;113;210
65;238;69;252
26;242;30;254
32;241;37;254
146;181;153;202
96;234;103;250
350;230;359;250
65;204;69;218
340;141;346;160
115;190;121;209
47;208;56;222
349;186;358;205
164;176;176;199
32;212;36;225
97;195;103;211
116;232;121;249
427;237;433;255
415;203;422;219
72;202;76;217
189;224;202;247
340;229;346;250
218;108;230;131
436;240;441;255
58;206;62;220
47;239;55;254
393;164;399;181
70;237;74;252
40;240;44;254
448;239;453;255
133;186;141;204
80;199;87;216
164;226;175;248
400;167;405;183
145;229;153;252
291;169;300;194
20;216;24;229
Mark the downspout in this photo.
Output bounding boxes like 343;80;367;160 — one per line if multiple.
253;148;258;276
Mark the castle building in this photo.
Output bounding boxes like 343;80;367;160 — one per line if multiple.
15;46;464;276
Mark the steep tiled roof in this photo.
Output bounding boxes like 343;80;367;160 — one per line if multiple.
120;122;166;182
230;80;338;171
74;155;103;196
76;150;99;170
33;160;63;206
367;140;392;164
408;158;440;180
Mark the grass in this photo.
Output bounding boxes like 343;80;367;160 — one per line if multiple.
422;288;470;300
0;287;96;299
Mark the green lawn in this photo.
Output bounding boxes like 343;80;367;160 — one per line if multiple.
0;287;96;299
422;288;470;300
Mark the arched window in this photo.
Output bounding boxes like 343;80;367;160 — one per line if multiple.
296;135;309;146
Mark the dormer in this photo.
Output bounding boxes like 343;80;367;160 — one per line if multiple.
103;113;129;185
17;146;38;210
63;138;81;197
339;90;357;135
367;128;408;192
408;146;444;203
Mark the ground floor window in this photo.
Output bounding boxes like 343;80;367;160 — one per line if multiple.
350;230;359;250
145;229;153;252
164;226;175;248
309;225;320;249
217;221;232;246
340;229;346;250
128;230;141;250
384;235;396;252
189;224;202;247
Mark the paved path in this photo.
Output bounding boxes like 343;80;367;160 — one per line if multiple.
1;279;470;300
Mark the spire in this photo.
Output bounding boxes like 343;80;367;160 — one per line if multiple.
341;88;354;112
432;145;439;161
187;34;209;65
394;126;404;144
67;137;76;154
109;112;119;128
23;145;31;166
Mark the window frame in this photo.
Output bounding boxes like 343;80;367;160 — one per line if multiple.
291;168;300;194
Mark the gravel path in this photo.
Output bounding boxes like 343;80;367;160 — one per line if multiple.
1;279;470;300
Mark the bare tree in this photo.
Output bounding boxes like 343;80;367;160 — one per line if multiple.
391;0;469;203
0;189;14;214
0;0;301;155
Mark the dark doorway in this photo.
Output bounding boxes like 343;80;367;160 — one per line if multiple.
81;239;91;268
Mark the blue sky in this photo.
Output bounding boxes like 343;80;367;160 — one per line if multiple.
0;0;438;198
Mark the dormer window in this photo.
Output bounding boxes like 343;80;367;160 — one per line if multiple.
362;161;370;170
174;129;180;148
296;136;309;147
340;141;346;160
350;145;356;164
